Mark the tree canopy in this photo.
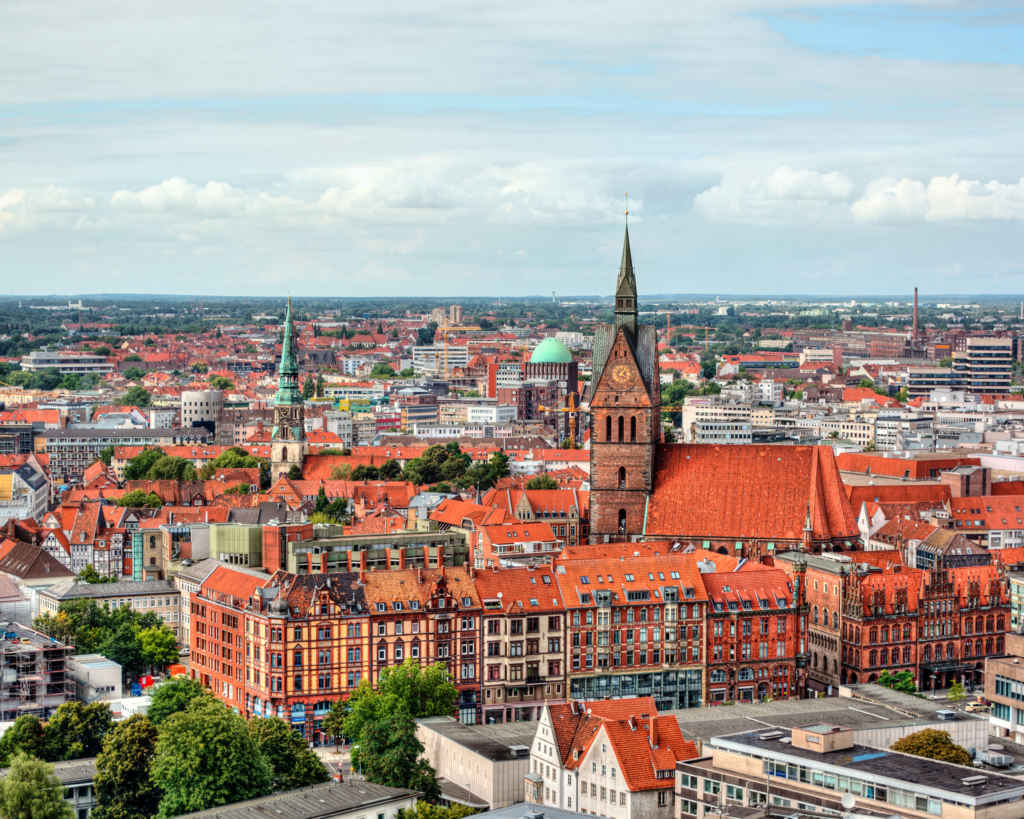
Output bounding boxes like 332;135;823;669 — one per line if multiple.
890;729;972;766
151;698;273;818
92;714;162;819
246;718;329;792
146;677;214;726
0;752;74;819
525;474;559;490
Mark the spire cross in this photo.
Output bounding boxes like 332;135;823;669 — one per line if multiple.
625;192;628;225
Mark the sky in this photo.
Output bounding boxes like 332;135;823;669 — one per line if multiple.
2;0;1024;298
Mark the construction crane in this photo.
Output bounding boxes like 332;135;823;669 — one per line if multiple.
672;325;715;348
539;392;583;448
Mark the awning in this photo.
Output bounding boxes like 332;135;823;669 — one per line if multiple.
920;660;975;674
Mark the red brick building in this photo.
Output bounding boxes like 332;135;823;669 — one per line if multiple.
190;565;272;710
588;228;662;540
362;567;483;724
587;228;858;550
840;564;1008;690
703;565;808;704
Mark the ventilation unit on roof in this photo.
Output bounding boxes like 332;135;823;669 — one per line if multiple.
961;775;987;788
757;731;785;740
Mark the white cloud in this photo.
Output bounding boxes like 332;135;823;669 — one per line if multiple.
110;178;309;219
852;174;1024;223
692;166;854;225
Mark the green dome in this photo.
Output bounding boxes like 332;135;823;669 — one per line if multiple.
531;338;573;364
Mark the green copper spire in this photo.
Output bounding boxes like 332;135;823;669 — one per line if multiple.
272;296;305;441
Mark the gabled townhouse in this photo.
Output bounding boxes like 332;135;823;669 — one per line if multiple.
474;565;567;724
527;697;697;819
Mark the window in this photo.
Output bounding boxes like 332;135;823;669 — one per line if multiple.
658;791;669;807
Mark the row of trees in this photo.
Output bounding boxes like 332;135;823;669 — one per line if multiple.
322;443;510;493
0;678;330;819
33;600;179;683
118;446;270;488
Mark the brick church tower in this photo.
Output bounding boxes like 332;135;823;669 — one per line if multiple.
589;227;661;542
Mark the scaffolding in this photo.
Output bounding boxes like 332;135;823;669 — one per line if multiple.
0;623;75;721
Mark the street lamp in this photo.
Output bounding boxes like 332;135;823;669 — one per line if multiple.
465;782;472;809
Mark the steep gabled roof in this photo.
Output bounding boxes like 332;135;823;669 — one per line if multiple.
645;445;858;542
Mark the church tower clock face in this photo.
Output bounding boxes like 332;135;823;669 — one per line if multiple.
609;364;636;391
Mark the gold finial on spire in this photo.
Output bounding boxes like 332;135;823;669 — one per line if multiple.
625;192;629;222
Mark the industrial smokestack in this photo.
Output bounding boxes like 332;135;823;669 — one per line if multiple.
912;287;919;344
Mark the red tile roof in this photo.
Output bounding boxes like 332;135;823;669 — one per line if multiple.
645;445;858;542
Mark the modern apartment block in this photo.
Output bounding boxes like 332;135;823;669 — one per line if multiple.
678;724;1024;819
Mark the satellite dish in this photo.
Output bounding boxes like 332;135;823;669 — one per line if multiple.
841;794;856;810
497;592;503;598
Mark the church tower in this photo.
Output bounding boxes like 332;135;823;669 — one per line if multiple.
270;297;306;479
589;227;661;542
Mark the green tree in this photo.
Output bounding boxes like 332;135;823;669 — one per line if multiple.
287;464;303;481
378;459;402;481
0;717;46;766
357;712;440;801
122;367;145;381
947;682;967;707
663;425;677;443
101;623;146;684
42;702;113;762
399;368;415;378
890;729;971;766
878;670;918;695
223;483;250;495
344;659;456;742
0;752;74;819
146;677;213;727
397;801;478;819
196;447;268;482
417;322;438;346
124;354;143;363
208;376;234;391
330;464;352;481
190;362;208;374
321;699;347;751
370;364;396;378
489;451;509;481
95;446;115;466
122;448;165;481
144;338;156;347
525;474;558;490
352;464;380;481
145;456;197;482
326;497;350;522
94;346;112;357
151;699;272;818
857;378;874;388
119;386;152;407
117;489;163;508
92;714;162;819
138;626;179;670
76;565;116;584
314;486;329;514
246;717;329;792
939;357;953;368
315;374;325;397
302;375;315;399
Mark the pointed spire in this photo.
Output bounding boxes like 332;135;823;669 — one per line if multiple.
616;226;636;300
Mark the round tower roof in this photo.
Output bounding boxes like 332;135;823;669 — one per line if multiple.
530;338;573;364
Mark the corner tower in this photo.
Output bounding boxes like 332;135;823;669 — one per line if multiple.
589;226;661;542
270;297;306;478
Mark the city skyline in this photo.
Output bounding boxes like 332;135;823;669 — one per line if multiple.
3;1;1024;296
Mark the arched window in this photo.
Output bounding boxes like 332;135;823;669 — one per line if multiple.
618;509;627;534
975;638;982;656
878;648;887;665
986;616;994;633
869;650;877;667
997;615;1006;632
975;615;984;633
946;642;955;659
902;646;911;664
605;416;612;441
880;626;888;643
617;467;626;489
964;642;972;657
617;416;624;442
812;606;818;625
903;624;911;641
630;416;637;442
986;637;994;654
833;612;839;629
922;645;931;662
823;609;829;628
869;628;877;645
997;636;1004;653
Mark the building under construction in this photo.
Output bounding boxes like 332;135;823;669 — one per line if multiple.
0;623;74;721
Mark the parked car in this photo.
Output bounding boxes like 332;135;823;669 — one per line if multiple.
966;702;990;713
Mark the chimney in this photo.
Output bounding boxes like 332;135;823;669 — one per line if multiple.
913;287;919;344
650;716;658;748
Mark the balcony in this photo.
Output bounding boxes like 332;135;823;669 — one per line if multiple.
525;674;545;684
